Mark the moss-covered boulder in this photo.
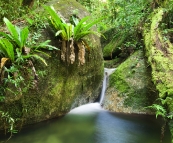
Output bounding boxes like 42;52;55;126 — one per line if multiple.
103;50;157;113
143;7;173;142
0;0;104;132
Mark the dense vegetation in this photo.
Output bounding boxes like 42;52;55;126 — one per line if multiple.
1;0;173;142
0;0;103;139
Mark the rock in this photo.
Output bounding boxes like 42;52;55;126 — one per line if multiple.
143;7;173;141
103;50;157;114
0;0;104;131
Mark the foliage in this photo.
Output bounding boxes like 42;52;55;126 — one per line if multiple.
25;11;48;31
0;110;18;138
77;0;152;57
146;98;173;120
0;0;27;25
0;0;50;25
44;5;103;65
0;17;58;66
0;17;58;101
0;16;58;136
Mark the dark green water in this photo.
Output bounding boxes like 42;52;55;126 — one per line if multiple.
0;103;171;143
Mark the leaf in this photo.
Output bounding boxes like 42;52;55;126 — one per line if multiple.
82;16;105;31
55;30;63;37
74;16;90;37
75;31;101;41
0;38;15;62
3;17;19;40
44;6;65;31
30;54;48;66
20;27;29;50
33;40;59;50
1;57;9;68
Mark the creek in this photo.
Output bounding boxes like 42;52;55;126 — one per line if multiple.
0;69;171;143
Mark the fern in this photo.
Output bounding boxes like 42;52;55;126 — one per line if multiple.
146;104;166;118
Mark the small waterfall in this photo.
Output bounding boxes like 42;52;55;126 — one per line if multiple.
99;68;116;105
69;68;116;114
99;72;108;104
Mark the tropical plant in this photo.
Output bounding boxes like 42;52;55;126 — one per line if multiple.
0;17;58;98
44;5;103;65
0;17;59;66
0;110;17;141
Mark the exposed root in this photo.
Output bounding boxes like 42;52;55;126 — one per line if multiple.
69;39;75;64
77;41;85;66
61;40;66;62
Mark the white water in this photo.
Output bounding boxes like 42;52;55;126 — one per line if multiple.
69;103;103;114
99;68;116;104
69;68;116;114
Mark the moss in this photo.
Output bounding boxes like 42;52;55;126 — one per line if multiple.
108;50;157;109
0;0;104;132
143;7;173;142
103;33;127;58
143;8;173;99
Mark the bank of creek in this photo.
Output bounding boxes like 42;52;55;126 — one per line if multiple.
0;69;171;143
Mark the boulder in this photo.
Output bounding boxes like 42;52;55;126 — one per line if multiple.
103;50;157;114
0;0;104;132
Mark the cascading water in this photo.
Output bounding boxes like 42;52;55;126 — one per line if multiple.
0;68;171;143
69;68;116;114
99;68;116;105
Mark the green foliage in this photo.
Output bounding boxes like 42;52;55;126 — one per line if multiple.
0;17;58;101
72;15;103;41
0;110;18;134
78;0;152;55
44;6;103;41
0;38;15;62
44;5;103;65
0;0;27;25
146;101;173;120
146;104;167;119
1;17;29;51
0;0;50;25
0;18;58;66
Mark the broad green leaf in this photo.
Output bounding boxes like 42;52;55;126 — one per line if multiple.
3;17;18;40
20;27;29;50
0;38;14;62
44;6;65;31
74;16;90;37
32;40;59;50
82;16;105;31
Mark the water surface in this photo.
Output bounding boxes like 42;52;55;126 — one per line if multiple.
0;103;171;143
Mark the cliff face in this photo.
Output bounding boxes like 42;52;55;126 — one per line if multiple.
0;0;104;131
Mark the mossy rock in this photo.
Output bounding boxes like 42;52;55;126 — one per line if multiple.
143;7;173;142
103;50;157;113
0;0;104;132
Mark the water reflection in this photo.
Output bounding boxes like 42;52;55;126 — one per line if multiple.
0;103;171;143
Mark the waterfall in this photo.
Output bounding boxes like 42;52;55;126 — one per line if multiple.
69;68;115;114
99;72;107;104
99;68;116;105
